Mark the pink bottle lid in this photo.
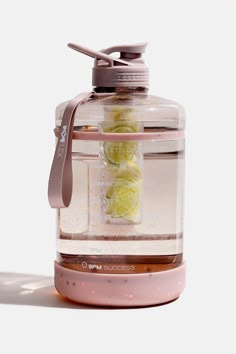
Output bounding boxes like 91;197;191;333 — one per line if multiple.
68;42;149;88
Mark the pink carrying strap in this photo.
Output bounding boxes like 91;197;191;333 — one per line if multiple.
48;92;93;208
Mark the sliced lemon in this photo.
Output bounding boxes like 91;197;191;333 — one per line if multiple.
124;206;140;223
109;107;133;121
115;161;142;182
107;183;139;218
102;121;139;133
103;120;139;165
112;126;134;133
107;161;141;180
104;141;137;164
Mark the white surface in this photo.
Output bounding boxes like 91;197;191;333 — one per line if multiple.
0;0;235;353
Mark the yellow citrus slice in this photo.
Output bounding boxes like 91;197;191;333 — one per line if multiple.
107;183;139;218
124;206;140;223
110;107;133;121
103;121;139;133
115;161;141;182
104;141;137;164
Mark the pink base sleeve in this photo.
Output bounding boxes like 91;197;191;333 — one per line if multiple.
54;261;186;308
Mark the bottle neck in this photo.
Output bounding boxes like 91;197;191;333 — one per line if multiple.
94;87;148;94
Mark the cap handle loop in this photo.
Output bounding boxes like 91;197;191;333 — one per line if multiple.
68;43;133;67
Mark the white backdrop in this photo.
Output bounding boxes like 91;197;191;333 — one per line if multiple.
0;0;235;353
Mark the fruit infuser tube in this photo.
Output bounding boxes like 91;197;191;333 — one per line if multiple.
100;106;143;224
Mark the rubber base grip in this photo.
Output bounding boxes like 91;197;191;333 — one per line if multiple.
54;261;185;308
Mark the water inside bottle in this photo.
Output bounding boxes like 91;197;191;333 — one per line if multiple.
57;128;184;274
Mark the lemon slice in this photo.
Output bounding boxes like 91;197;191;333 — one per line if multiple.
112;126;134;133
107;161;141;181
105;163;141;199
115;161;141;182
103;121;139;165
109;107;133;121
102;121;139;133
104;141;137;164
107;183;139;218
124;207;140;223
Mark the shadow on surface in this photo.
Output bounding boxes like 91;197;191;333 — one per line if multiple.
0;272;177;310
0;272;96;309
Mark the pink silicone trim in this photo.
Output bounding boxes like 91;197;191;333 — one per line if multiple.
54;129;184;142
55;261;185;307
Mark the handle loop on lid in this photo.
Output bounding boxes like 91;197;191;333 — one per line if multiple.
68;43;133;67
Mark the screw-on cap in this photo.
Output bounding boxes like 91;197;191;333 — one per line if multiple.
68;42;149;88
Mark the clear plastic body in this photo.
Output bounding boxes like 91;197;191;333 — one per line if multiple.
56;89;185;274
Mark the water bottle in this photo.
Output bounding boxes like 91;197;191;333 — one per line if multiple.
48;42;185;307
